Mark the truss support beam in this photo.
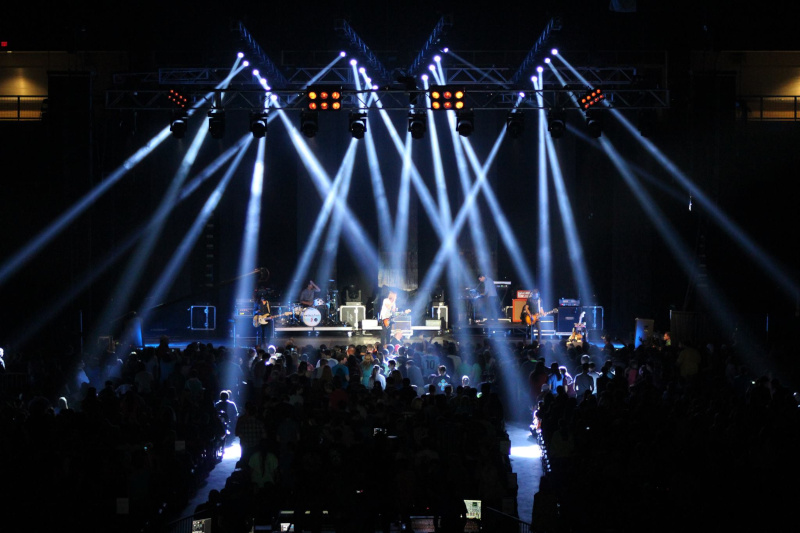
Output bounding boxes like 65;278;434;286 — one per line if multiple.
511;16;563;85
334;19;393;87
405;15;454;77
234;21;289;88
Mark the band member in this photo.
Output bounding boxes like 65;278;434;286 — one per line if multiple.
520;302;535;342
379;290;398;347
253;295;273;347
477;274;499;321
299;279;321;307
529;289;544;343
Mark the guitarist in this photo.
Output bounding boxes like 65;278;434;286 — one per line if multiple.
529;289;544;344
379;290;399;348
253;295;273;348
520;302;535;343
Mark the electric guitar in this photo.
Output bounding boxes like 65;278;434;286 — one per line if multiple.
381;309;410;328
530;308;558;325
253;311;292;327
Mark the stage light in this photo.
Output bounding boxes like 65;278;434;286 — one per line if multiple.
434;55;441;62
306;86;343;111
537;66;544;73
551;48;559;55
350;59;358;66
340;51;346;57
585;110;602;138
421;74;429;81
170;111;188;139
300;111;319;138
208;111;225;139
547;109;566;138
237;52;244;58
168;89;188;109
249;111;268;138
545;57;551;64
348;111;367;139
252;69;260;76
506;111;525;138
408;111;427;139
580;88;605;110
242;60;249;67
429;85;465;111
456;110;474;137
442;47;449;53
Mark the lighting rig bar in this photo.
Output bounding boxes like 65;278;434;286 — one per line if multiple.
105;88;669;111
146;63;658;90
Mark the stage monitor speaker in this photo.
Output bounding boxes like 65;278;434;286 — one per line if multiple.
557;306;578;332
511;298;528;323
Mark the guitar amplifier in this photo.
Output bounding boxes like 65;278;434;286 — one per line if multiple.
557;306;578;333
235;299;254;316
393;316;412;337
512;298;528;323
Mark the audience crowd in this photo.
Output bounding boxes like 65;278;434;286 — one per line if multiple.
1;327;798;533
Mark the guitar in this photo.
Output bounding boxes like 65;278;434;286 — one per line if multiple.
530;308;558;325
253;311;292;327
381;309;410;328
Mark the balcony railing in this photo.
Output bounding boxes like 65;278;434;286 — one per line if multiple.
738;95;800;121
0;95;47;121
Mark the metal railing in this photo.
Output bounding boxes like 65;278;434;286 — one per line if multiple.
0;95;47;121
738;95;800;121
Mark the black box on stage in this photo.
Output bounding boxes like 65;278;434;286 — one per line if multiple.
557;306;579;333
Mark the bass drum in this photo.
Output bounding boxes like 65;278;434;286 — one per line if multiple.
301;307;322;327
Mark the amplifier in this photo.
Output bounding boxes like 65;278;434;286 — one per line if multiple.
235;299;254;316
557;306;579;333
559;298;580;307
511;298;528;323
517;290;533;299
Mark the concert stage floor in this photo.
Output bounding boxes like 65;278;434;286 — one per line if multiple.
143;319;589;350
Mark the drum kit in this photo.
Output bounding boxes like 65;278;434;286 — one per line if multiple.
274;287;340;327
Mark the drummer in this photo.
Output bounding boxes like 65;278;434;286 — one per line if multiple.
298;279;321;307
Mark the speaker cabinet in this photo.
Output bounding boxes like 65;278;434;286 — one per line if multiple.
511;298;528;322
557;306;578;333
